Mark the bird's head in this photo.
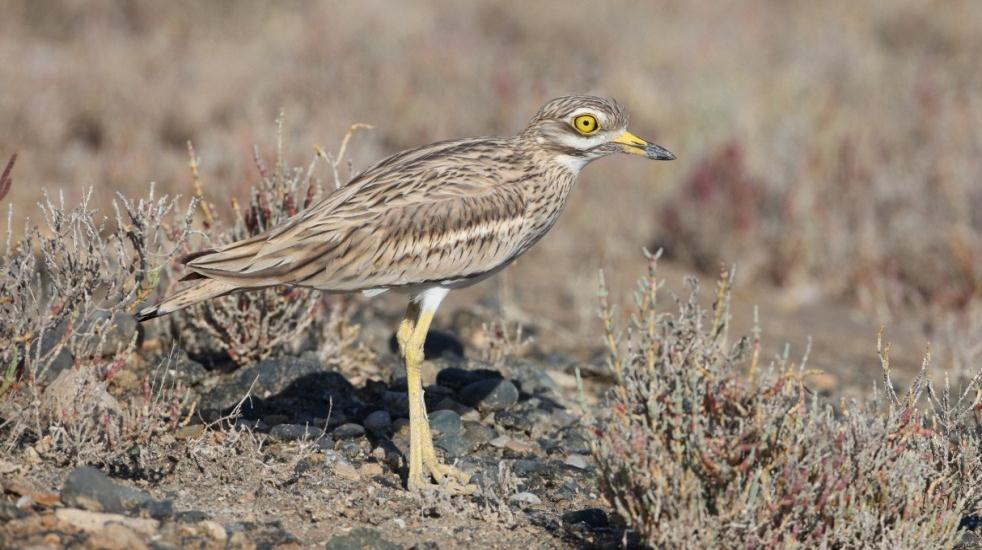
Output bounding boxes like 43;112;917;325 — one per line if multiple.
523;95;675;173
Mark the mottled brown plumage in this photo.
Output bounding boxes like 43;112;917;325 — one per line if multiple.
137;95;674;492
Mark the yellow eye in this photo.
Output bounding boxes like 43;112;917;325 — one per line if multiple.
572;114;600;134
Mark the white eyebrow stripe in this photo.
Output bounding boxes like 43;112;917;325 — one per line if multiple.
566;107;611;128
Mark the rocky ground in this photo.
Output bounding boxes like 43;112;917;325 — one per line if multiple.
1;262;975;549
0;306;634;549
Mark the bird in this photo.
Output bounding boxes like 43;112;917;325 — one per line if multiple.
136;95;675;493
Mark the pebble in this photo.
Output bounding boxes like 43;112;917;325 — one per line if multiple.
504;438;536;454
435;366;501;390
564;454;589;470
489;435;511;448
61;467;156;514
359;463;384;477
434;435;470;458
509;492;542;506
382;391;409;417
55;508;159;536
461;421;495;448
458;379;519;412
174;424;204;440
166;358;208;387
427;409;462;438
269;423;323;441
362;410;392;433
333;423;366;439
326;527;400;550
332;462;360;481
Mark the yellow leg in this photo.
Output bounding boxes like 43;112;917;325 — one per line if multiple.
398;301;475;494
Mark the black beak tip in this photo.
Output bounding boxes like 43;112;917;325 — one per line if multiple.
645;143;677;161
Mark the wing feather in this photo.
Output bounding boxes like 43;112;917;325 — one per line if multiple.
184;137;532;291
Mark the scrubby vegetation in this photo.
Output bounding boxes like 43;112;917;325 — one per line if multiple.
161;122;369;368
594;252;982;548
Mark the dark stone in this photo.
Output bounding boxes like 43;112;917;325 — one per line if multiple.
362;410;392;433
435;365;502;391
333;423;366;439
327;527;400;550
461;421;495;448
458;378;519;412
225;520;299;547
140;498;174;520
494;410;535;433
428;409;462;438
511;459;549;477
61;466;154;514
562;508;610;529
502;357;562;395
434;434;470;458
269;423;324;441
166;357;208;387
382;391;409;417
561;426;592;455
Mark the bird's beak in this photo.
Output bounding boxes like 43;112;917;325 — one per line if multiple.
613;130;676;161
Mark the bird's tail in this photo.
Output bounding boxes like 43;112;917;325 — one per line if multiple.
136;278;238;321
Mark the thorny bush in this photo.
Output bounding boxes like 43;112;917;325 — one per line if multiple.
159;119;372;368
0;176;195;463
593;251;982;548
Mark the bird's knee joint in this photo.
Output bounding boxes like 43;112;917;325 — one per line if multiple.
405;346;425;367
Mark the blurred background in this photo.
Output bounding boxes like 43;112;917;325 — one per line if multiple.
1;0;979;392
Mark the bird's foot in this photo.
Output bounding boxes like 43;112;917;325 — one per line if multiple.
407;459;477;495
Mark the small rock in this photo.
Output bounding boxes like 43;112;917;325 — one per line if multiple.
327;527;400;550
434;435;470;458
360;463;384;477
166;357;208;387
511;459;548;477
494;410;535;433
564;454;589;470
61;467;153;514
436;366;501;391
562;508;609;528
461;421;495;448
269;424;323;442
198;520;227;542
509;492;542;506
504;438;536;454
458;379;519;412
489;435;511;448
362;410;392;433
428;409;462;438
333;462;360;481
174;424;204;440
382;391;410;417
43;368;122;418
55;508;159;536
333;423;366;439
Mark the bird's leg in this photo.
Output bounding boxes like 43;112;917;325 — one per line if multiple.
400;302;475;494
